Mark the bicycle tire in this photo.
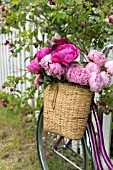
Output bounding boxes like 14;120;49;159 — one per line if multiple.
36;107;93;170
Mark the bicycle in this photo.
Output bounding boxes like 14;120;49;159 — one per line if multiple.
36;45;113;170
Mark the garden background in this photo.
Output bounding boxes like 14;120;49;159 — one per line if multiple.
0;0;113;169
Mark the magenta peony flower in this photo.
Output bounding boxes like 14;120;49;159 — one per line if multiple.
27;58;41;73
104;61;113;75
39;54;52;71
85;62;100;73
51;44;80;66
52;38;68;46
89;72;103;92
48;63;65;80
34;74;44;86
100;71;111;88
88;50;106;67
34;47;50;61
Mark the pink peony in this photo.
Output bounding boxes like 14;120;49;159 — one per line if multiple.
76;68;91;85
89;72;103;92
35;47;50;61
85;62;100;73
39;54;52;71
66;64;90;85
88;50;106;67
48;63;65;80
52;38;68;46
100;71;111;88
51;44;80;66
66;64;82;83
104;61;113;75
34;74;44;86
27;58;41;73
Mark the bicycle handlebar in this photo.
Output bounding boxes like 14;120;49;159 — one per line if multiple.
101;44;113;54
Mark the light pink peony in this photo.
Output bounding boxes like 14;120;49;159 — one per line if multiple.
85;62;100;73
39;54;52;71
104;61;113;75
34;47;50;61
48;63;65;80
66;64;82;83
66;64;90;85
77;68;91;85
88;50;106;67
100;71;111;88
34;74;44;86
89;72;103;92
27;58;41;73
51;44;80;66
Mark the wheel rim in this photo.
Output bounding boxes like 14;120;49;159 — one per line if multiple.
36;108;88;170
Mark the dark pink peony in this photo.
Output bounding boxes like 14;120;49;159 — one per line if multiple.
52;38;68;46
34;47;50;61
51;44;80;66
27;58;41;73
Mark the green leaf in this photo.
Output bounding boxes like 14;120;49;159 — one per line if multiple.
26;45;30;52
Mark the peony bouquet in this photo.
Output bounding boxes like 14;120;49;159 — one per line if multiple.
27;38;113;94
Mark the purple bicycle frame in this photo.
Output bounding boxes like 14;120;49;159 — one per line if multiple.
53;101;113;170
88;102;113;170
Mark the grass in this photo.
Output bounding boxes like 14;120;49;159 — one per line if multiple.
0;104;41;170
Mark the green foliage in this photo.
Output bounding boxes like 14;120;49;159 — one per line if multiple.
0;0;113;115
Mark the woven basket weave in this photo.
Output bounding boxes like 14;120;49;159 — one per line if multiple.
44;82;93;140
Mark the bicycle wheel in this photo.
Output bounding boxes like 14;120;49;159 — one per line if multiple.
36;107;93;170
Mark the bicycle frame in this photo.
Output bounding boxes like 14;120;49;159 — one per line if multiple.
51;100;113;170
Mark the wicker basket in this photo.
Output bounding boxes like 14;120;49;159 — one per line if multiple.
44;82;93;140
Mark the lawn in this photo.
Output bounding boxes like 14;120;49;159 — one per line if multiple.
0;104;41;170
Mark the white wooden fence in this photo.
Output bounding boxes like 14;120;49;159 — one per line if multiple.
0;23;113;169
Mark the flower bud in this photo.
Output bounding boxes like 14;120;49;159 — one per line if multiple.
99;101;106;107
2;103;7;107
10;88;14;92
2;6;5;12
4;40;9;45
